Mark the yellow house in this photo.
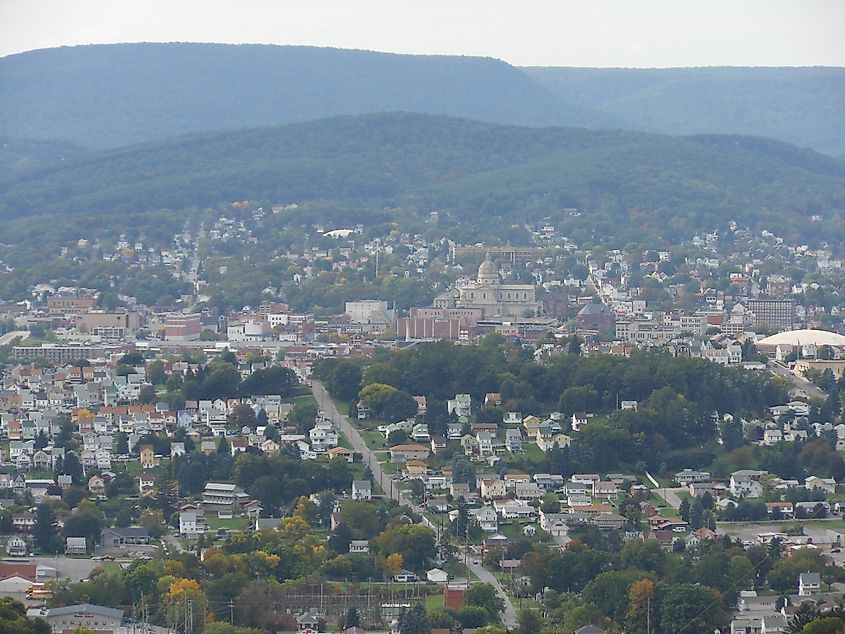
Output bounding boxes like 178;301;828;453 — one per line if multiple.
139;445;157;469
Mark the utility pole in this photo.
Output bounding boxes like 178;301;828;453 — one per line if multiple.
228;600;235;625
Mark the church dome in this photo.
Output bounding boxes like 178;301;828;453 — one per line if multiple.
477;254;499;283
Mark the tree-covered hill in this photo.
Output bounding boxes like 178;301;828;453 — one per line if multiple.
2;43;842;155
525;66;845;157
0;42;614;149
1;113;844;246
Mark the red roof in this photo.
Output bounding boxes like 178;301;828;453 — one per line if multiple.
0;562;36;581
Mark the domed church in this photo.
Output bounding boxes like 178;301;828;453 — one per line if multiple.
457;254;542;318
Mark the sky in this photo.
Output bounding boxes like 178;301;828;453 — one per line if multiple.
0;0;843;67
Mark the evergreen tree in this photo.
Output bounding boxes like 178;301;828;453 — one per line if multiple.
689;497;704;530
679;497;690;523
33;503;60;554
344;607;361;629
398;603;428;634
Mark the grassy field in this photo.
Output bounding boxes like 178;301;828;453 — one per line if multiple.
284;394;318;406
519;443;545;464
424;593;444;611
205;516;250;531
361;431;387;450
99;561;124;574
499;521;537;540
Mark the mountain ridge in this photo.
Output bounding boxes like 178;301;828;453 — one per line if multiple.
2;112;843;247
3;42;843;155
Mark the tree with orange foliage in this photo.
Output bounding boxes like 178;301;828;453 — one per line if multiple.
626;578;655;634
166;578;209;633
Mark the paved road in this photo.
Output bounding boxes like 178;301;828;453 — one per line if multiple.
466;550;518;629
768;360;827;400
312;381;414;512
0;330;28;346
4;555;100;582
312;381;519;627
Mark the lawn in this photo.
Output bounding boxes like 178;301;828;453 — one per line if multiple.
205;516;250;531
362;431;387;450
99;561;124;574
338;431;354;450
519;443;545;464
424;593;444;611
284;394;317;406
499;521;536;540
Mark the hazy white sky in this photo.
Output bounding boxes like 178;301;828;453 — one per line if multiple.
0;0;843;67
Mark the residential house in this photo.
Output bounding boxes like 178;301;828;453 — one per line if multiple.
593;481;619;500
476;431;494;457
6;536;28;557
309;422;338;452
328;447;354;463
87;475;105;496
447;394;472;417
571;474;600;489
139;445;157;469
766;502;795;519
505;429;523;453
480;478;507;500
730;470;767;498
138;472;156;493
473;507;499;533
799;572;821;596
65;537;87;555
179;508;207;537
352;480;372;501
389;444;430;462
805;476;836;495
674;469;711;486
590;514;627;530
100;527;150;547
515;482;543;502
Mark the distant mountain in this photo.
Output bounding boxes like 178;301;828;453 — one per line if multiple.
2;43;842;156
2;113;843;247
525;66;845;156
0;43;615;149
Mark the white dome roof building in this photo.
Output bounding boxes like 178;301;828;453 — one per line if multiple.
454;253;543;318
757;329;845;348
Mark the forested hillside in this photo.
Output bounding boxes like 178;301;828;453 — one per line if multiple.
2;113;844;247
2;44;842;155
0;43;612;149
525;66;845;156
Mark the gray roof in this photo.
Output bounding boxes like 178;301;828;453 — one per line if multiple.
575;626;606;634
41;603;124;619
297;610;319;625
102;526;149;538
577;303;610;316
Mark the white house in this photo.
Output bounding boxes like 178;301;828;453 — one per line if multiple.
730;470;767;498
799;572;821;596
473;506;499;533
352;480;372;501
